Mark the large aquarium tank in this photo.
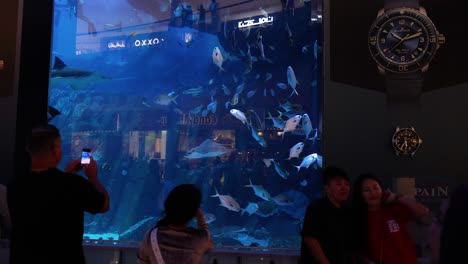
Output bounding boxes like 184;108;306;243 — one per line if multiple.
48;0;324;250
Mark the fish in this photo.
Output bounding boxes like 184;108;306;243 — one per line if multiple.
241;202;259;216
154;93;178;106
47;105;61;122
278;100;293;111
308;129;319;144
287;66;299;97
293;153;318;171
271;194;294;206
249;124;267;147
230;93;239;106
244;178;271;201
316;154;323;168
49;57;113;89
210;88;217;101
276;83;287;89
265;73;272;82
262;158;274;167
285;22;293;46
221;84;231;95
300;179;308;187
211;188;241;212
301;44;312;54
212;46;226;71
266;111;285;130
272;159;290;179
204;213;216;224
246;89;257;98
182;86;203;96
207;100;217;113
190;105;204;114
283;110;305;118
230;109;249;125
288;142;304;160
302;113;313;140
282;115;302;136
235;83;246;94
220;173;225;185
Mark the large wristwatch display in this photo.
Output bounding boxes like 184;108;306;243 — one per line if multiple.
368;0;445;99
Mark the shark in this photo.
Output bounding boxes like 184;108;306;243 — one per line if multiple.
49;57;132;89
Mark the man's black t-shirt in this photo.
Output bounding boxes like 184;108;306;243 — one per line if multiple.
7;168;105;264
301;197;353;264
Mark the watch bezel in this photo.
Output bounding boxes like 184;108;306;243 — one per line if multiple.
391;127;422;156
368;8;440;74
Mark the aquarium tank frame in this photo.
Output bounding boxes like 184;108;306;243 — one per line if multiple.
45;0;325;253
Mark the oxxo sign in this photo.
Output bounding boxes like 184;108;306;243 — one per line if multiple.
134;37;163;47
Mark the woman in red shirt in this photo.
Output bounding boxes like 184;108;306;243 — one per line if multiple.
352;174;429;264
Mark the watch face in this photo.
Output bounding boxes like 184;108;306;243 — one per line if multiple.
392;127;422;156
368;8;440;73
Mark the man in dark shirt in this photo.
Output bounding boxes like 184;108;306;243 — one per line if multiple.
301;166;353;264
7;124;110;263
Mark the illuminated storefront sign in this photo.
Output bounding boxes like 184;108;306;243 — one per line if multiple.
160;114;218;126
107;41;126;49
105;35;165;51
134;38;162;47
238;16;274;29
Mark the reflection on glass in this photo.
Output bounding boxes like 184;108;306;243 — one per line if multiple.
49;0;323;250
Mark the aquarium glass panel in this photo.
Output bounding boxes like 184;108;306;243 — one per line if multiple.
49;0;324;249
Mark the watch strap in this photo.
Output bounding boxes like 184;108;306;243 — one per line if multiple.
384;0;419;10
385;72;423;101
385;72;422;133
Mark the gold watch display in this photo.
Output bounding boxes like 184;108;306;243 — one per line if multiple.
391;126;422;156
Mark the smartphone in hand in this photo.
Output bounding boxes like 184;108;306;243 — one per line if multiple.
81;148;92;165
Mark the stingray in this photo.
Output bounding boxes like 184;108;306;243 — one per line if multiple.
184;139;234;159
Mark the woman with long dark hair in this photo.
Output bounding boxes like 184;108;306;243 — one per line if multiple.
137;184;213;264
352;174;428;264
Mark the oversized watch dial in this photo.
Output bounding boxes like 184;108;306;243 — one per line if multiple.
392;127;422;156
368;8;440;73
